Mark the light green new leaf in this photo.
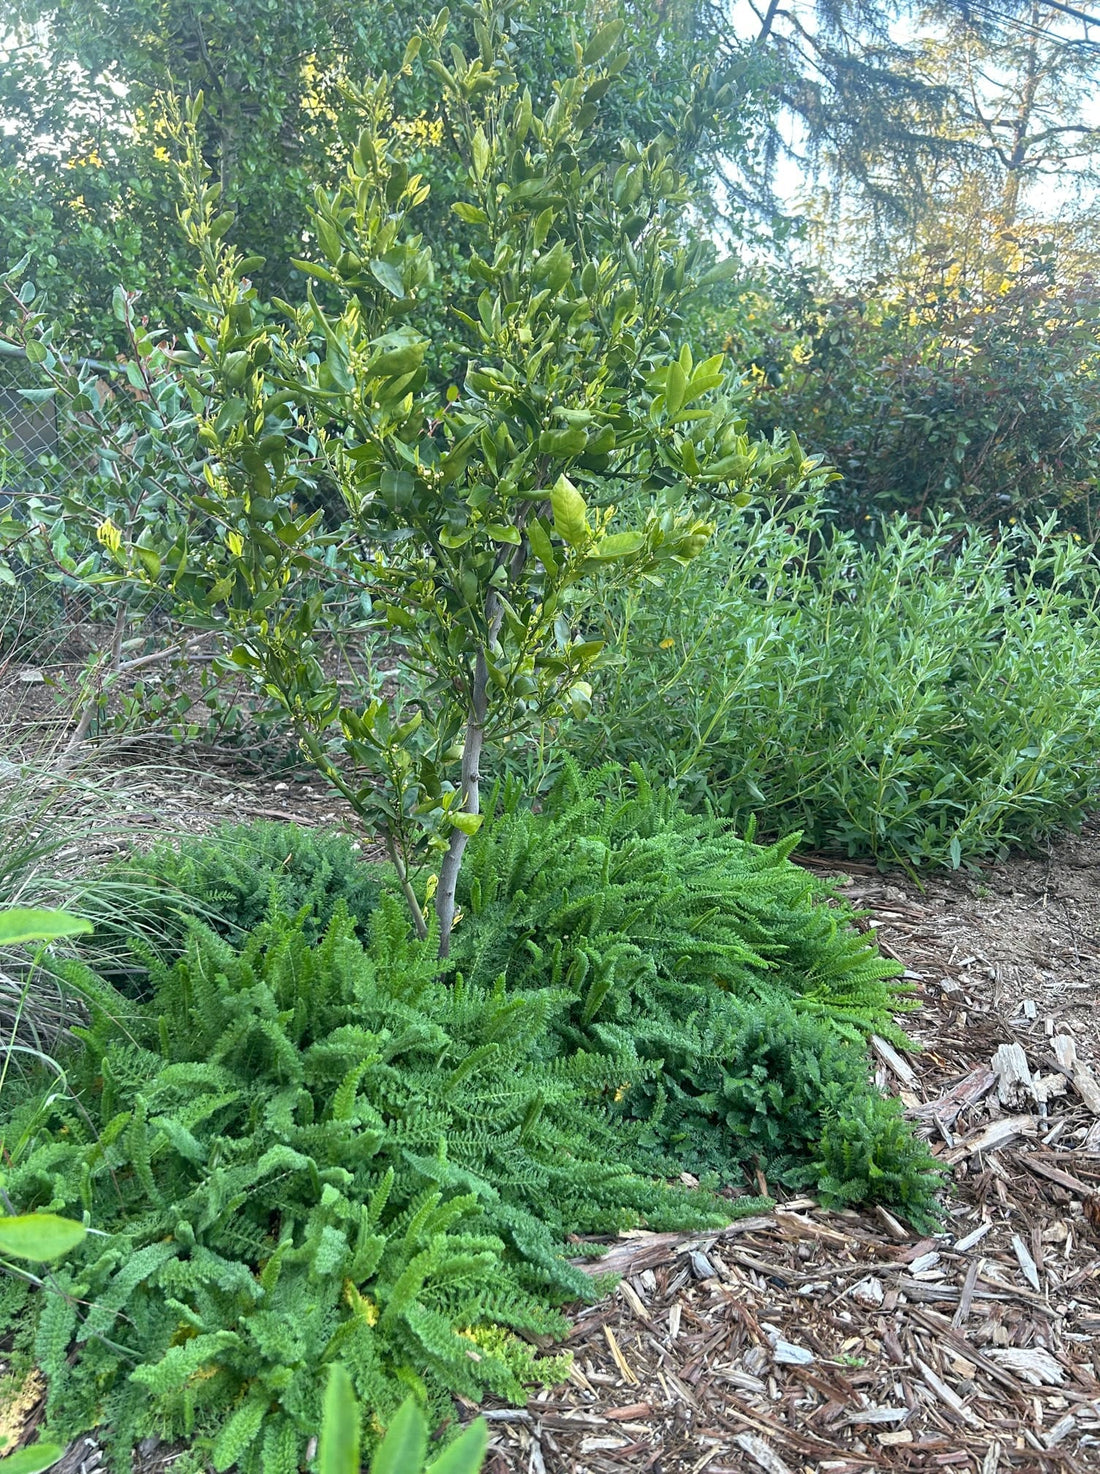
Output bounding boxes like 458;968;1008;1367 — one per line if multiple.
664;361;688;417
0;1443;66;1473
593;531;645;560
370;1398;427;1474
318;1364;360;1474
550;475;589;547
0;1213;86;1262
0;908;93;946
426;1419;489;1474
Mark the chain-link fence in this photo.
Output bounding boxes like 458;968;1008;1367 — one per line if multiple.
0;347;117;507
0;349;60;498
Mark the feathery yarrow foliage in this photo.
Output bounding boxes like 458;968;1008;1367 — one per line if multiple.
451;764;938;1211
0;897;737;1471
454;762;911;1042
96;820;385;989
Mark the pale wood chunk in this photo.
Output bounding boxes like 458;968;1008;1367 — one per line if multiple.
733;1431;795;1474
944;1115;1038;1163
987;1347;1065;1386
1052;1034;1100;1113
1010;1233;1041;1292
992;1042;1034;1106
871;1034;919;1088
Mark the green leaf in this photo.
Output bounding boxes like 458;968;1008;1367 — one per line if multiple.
695;257;740;288
370;1398;427;1474
582;19;625;64
135;547;161;581
318;1364;360;1474
550;475;589;548
450;811;484;837
0;908;93;946
0;1213;86;1262
539;427;588;458
664;362;688;418
425;1420;489;1474
593;531;644;560
0;1445;66;1474
485;523;521;545
23;340;46;364
526;520;557;575
452;203;490;225
370;260;406;298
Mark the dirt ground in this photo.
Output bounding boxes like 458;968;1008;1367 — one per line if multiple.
3;672;1100;1474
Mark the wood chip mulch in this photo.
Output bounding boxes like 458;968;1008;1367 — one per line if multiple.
474;853;1100;1474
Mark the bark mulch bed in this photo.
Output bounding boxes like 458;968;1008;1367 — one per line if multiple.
473;841;1100;1474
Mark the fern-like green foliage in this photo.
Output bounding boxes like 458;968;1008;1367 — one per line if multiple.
456;762;911;1041
450;763;939;1214
93;821;385;988
1;898;738;1471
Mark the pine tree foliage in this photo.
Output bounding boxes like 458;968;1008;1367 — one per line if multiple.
1;898;737;1469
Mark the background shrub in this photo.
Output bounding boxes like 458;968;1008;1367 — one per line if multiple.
748;244;1100;537
567;502;1100;867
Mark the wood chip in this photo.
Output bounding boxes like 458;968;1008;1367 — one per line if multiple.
992;1042;1034;1106
986;1348;1065;1386
871;1034;919;1088
617;1278;651;1323
1010;1232;1041;1292
915;1359;982;1427
943;1115;1038;1163
732;1432;795;1474
603;1326;639;1385
1044;1413;1077;1448
850;1276;885;1307
953;1221;993;1253
911;1065;996;1127
1052;1035;1100;1113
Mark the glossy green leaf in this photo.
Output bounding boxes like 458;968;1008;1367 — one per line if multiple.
318;1364;360;1474
370;1398;427;1474
426;1419;489;1474
550;475;589;547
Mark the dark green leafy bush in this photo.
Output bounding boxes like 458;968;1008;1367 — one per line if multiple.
749;246;1100;537
1;899;734;1471
571;505;1100;867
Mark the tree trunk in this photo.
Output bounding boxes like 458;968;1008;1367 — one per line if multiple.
434;647;488;958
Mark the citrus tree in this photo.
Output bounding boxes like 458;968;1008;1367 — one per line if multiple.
14;1;829;953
